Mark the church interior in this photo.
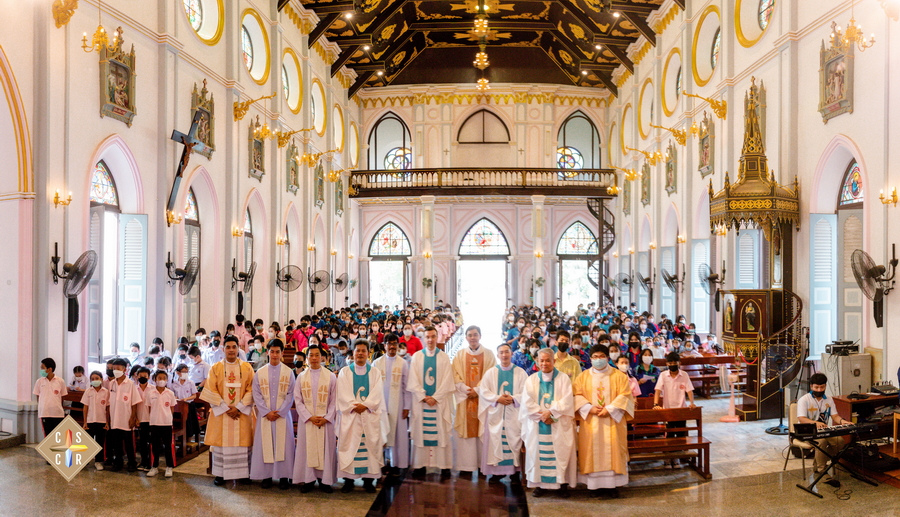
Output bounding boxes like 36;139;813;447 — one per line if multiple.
5;0;900;514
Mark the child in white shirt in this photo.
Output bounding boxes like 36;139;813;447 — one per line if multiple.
80;371;110;470
146;370;177;478
133;367;153;471
69;366;87;391
33;358;68;436
170;364;200;443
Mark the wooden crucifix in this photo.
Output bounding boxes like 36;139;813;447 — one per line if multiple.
165;110;208;226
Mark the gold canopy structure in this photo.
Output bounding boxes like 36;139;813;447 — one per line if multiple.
709;78;800;241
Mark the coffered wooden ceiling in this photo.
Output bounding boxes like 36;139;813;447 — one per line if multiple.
280;0;684;97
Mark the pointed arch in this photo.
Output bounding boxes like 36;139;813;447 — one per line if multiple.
558;110;601;169
90;161;119;207
456;108;511;143
369;221;412;257
0;45;33;193
811;134;869;214
367;111;412;170
459;218;510;256
86;135;145;214
662;203;681;247
556;221;599;256
837;160;864;208
640;214;652;250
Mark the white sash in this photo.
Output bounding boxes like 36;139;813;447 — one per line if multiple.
259;363;292;464
376;357;403;444
301;368;330;470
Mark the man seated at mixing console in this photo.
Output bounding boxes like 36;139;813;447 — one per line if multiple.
797;373;852;488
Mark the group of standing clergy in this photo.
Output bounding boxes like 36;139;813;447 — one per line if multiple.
201;325;635;499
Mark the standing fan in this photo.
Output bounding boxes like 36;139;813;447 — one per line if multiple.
851;245;898;328
614;272;632;293
51;242;98;332
308;269;330;307
662;266;685;293
637;269;654;294
698;262;726;311
276;264;304;292
166;253;200;295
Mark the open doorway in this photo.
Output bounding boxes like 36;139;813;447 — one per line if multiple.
369;260;406;309
559;260;598;313
457;260;506;350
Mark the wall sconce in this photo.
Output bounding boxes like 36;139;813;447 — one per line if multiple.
348;254;355;259
714;223;728;236
232;227;245;237
53;189;72;208
606;185;620;195
166;210;183;226
880;187;898;207
628;247;635;254
684;93;727;120
649;242;657;250
677;234;687;244
233;92;276;121
534;250;544;258
276;237;286;246
423;251;433;259
330;249;338;256
613;251;619;258
307;244;316;251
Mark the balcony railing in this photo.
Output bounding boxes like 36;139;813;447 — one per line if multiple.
348;168;617;198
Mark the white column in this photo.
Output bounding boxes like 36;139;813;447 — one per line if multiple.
532;195;545;307
421;195;436;306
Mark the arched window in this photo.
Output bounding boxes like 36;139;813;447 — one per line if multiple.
369;222;411;257
183;188;201;335
838;160;863;207
556;222;599;256
368;112;411;170
557;111;601;169
457;109;510;143
675;67;683;97
711;28;721;69
243;209;254;317
281;64;290;100
91;161;119;208
241;25;254;71
459;218;510;256
183;0;203;31
758;0;775;30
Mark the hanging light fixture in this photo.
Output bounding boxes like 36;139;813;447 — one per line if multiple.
472;15;490;38
81;1;120;53
473;45;490;70
477;78;490;91
830;0;876;52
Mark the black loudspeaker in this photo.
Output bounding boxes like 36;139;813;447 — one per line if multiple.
67;298;79;332
237;292;244;316
874;298;884;328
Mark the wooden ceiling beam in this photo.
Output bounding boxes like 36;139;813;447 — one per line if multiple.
603;44;633;73
595;71;619;97
331;45;360;76
348;71;374;98
621;11;656;47
308;13;340;48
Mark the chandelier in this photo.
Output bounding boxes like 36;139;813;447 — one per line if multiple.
477;78;490;91
472;16;490;38
82;1;120;53
831;1;875;52
473;49;490;70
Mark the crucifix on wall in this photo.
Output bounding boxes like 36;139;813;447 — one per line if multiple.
165;110;208;226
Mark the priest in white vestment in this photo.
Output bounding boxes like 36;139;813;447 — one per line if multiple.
337;339;386;493
451;325;496;476
291;345;338;493
478;342;526;484
199;337;255;486
373;334;411;475
407;326;455;478
249;340;296;489
573;344;635;498
520;348;577;497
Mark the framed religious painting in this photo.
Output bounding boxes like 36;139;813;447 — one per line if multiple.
697;111;714;178
191;80;215;159
248;116;265;181
99;28;136;127
286;141;300;194
622;176;631;215
665;141;677;195
818;23;854;124
335;178;344;216
314;161;325;208
640;162;651;207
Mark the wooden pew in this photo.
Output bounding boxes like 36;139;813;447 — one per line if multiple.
627;406;711;479
652;355;746;398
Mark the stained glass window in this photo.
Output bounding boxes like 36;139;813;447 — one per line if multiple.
183;0;203;31
369;222;411;256
459;218;510;256
758;0;775;30
557;222;599;255
384;147;412;170
675;66;683;97
557;146;584;170
839;161;864;206
711;28;721;69
241;26;254;71
282;64;290;100
90;161;119;206
244;209;253;234
184;188;199;221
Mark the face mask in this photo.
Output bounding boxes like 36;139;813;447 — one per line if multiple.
539;326;546;332
592;358;608;369
642;356;653;365
256;326;263;331
610;333;620;340
180;373;188;380
40;370;48;378
640;325;647;331
360;329;367;335
508;317;514;322
404;329;413;337
106;368;114;378
685;345;693;350
811;390;826;398
517;322;525;329
372;327;379;332
331;332;338;338
138;377;148;385
91;380;102;388
573;344;581;350
609;351;620;360
617;363;629;373
156;380;167;388
529;347;539;355
113;370;124;379
177;354;186;360
668;365;679;373
399;350;407;357
294;362;304;369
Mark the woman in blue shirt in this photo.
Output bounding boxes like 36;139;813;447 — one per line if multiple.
635;349;660;398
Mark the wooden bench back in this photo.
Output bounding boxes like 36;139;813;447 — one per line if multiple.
629;407;703;436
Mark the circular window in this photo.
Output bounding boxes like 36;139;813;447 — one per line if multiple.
241;10;270;85
758;0;774;30
385;147;412;170
607;121;619;165
332;104;345;152
735;0;774;47
661;47;682;117
182;0;223;45
557;146;584;169
620;103;633;156
349;122;360;168
311;78;326;136
282;48;302;114
638;79;654;140
691;5;721;87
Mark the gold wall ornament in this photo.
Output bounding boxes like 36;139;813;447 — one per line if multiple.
98;29;137;127
684;93;727;120
830;10;875;52
249;116;267;181
649;124;686;145
191;80;215;159
53;0;79;28
664;141;677;195
818;23;855;123
83;25;120;54
277;127;315;148
625;146;662;166
880;187;898;207
53;190;73;208
233;92;276;121
166;210;183;225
